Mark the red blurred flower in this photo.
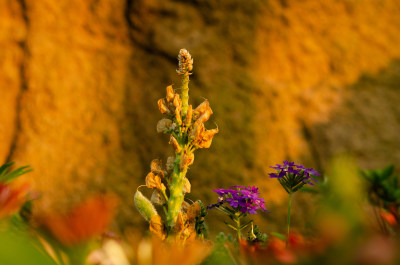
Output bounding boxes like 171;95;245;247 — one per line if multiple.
380;210;397;226
239;237;297;264
0;182;30;218
38;194;117;246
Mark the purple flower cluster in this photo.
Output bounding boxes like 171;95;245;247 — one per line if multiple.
210;185;269;214
269;160;320;185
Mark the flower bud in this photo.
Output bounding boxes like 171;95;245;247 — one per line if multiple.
134;190;157;222
173;94;182;109
177;49;193;74
169;135;182;153
175;108;182;125
158;99;170;114
166;85;175;102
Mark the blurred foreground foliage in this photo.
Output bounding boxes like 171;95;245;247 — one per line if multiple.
1;157;400;265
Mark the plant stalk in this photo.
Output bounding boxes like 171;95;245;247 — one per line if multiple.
287;192;292;247
181;72;190;116
165;152;188;228
235;217;242;241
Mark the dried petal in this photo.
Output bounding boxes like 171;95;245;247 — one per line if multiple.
189;123;205;141
145;172;166;191
187;202;201;221
150;159;164;177
166;85;175;102
158;99;170;114
149;215;166;240
151;190;166;205
183;178;191;194
194;107;213;126
181;152;194;170
166;156;175;171
181;201;190;213
157;119;173;133
193;101;209;117
169;135;182;153
193;128;219;149
174;212;185;233
184;105;193;127
183;223;197;242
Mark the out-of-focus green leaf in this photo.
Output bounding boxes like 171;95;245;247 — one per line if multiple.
381;165;395;180
270;232;287;241
0;162;33;183
201;241;235;265
0;229;57;265
394;190;400;199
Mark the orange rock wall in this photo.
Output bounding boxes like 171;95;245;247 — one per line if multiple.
1;0;400;233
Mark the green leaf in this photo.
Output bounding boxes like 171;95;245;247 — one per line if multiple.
0;162;33;183
359;169;368;177
394;189;400;199
0;162;14;177
381;165;395;180
371;171;380;182
270;232;287;241
0;229;57;265
224;222;237;231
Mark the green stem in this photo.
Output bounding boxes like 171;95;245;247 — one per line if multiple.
181;73;189;116
165;152;188;229
287;192;293;247
235;217;242;241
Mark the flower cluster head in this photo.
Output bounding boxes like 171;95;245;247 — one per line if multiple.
209;186;269;214
177;48;193;74
269;161;320;193
157;87;218;152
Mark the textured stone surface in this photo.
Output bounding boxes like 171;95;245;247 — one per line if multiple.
0;0;399;235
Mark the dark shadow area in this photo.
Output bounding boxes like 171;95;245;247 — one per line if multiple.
305;59;400;174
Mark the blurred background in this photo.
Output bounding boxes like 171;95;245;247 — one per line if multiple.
1;0;400;239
